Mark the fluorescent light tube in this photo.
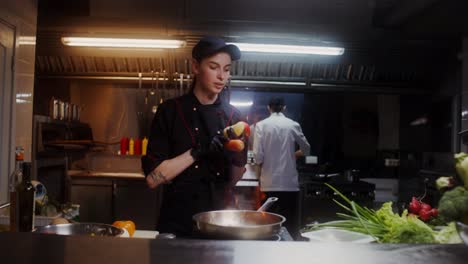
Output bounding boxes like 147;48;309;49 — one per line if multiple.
19;36;36;45
229;43;344;56
231;80;306;86
61;37;186;49
230;101;254;107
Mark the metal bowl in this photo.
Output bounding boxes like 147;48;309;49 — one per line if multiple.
33;223;124;237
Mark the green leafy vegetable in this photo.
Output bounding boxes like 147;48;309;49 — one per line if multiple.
437;186;468;223
436;176;455;191
434;222;463;244
454;153;468;189
381;214;435;243
303;183;459;244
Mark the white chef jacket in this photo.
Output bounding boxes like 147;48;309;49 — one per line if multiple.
253;112;310;192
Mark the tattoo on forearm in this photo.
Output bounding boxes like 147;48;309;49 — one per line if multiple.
150;170;170;185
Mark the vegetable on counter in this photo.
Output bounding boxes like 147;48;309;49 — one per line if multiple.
303;183;462;244
438;186;468;224
454;152;468;189
435;152;468;224
112;220;136;237
436;176;455;191
408;197;438;222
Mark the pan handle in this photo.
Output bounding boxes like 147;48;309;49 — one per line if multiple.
257;197;278;212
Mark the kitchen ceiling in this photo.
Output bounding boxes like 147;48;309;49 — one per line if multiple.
34;0;468;91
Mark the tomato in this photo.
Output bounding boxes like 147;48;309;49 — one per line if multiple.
112;220;136;237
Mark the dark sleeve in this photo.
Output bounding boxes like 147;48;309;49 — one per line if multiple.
141;100;174;176
229;105;248;167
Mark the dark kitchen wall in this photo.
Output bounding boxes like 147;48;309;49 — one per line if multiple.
461;37;468;152
301;93;391;175
33;78;72;116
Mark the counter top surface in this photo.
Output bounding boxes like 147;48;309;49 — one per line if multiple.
68;170;258;186
68;169;145;179
0;232;467;264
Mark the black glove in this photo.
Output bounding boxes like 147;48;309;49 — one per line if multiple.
190;135;227;161
227;147;247;167
224;126;239;139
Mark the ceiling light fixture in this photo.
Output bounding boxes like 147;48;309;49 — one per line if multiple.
229;42;344;56
61;37;186;49
230;101;254;107
231;80;306;86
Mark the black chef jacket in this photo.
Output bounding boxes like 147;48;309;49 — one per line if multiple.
141;92;247;237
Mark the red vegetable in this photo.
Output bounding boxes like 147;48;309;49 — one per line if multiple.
430;208;438;217
419;209;432;221
420;203;432;212
409;197;421;214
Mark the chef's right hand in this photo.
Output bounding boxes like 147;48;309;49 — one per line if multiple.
190;135;227;161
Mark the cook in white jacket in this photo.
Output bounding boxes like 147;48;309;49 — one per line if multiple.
253;97;310;239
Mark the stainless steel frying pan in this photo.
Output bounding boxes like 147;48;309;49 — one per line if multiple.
192;197;286;240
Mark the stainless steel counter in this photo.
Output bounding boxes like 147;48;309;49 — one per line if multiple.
0;232;467;264
68;169;258;187
68;170;145;179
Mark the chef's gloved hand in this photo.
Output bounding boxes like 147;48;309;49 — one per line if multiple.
226;146;247;167
190;135;227;161
223;139;247;167
223;121;250;140
222;122;249;166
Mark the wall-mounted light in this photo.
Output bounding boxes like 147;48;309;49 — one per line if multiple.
229;42;344;56
19;36;36;45
61;37;186;49
16;93;32;104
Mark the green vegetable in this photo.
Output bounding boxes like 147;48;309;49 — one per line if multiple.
304;184;438;243
373;201;436;243
434;222;463;244
381;214;435;243
436;176;455;190
454;153;468;189
438;186;468;223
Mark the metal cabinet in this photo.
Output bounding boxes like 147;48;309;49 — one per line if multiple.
114;180;162;230
70;176;162;229
70;178;113;224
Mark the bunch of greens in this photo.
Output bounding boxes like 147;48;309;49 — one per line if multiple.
437;153;468;224
304;183;461;244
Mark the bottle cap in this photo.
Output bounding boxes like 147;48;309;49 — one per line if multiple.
15;146;24;161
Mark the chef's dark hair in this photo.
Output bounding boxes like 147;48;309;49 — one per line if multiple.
268;97;285;113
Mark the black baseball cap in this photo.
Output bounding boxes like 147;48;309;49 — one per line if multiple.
192;36;241;62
